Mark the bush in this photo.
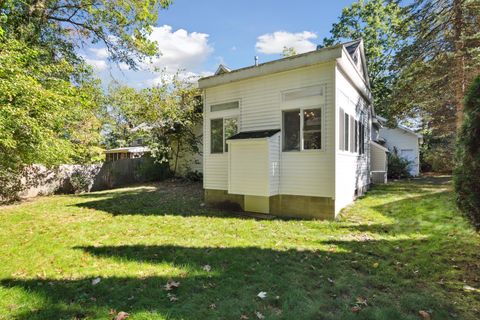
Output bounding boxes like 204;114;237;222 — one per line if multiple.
69;168;95;194
135;158;171;182
387;148;411;179
184;170;203;182
0;168;24;203
454;76;480;231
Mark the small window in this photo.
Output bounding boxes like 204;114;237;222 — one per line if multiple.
224;117;238;152
344;113;349;151
303;108;322;150
283;110;300;151
210;119;223;153
339;108;345;151
210;101;239;112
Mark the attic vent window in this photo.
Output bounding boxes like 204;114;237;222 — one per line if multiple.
282;85;323;102
210;101;239;112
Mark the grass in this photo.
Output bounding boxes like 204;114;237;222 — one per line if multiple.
0;177;479;320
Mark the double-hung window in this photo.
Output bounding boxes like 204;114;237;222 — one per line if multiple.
209;101;239;154
283;107;322;151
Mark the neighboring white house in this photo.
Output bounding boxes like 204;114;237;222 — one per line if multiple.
377;116;423;176
198;39;374;219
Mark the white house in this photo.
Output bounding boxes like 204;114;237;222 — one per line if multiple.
198;40;374;219
377;116;423;176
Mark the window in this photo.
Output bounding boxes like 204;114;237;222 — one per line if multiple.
353;120;359;152
224;118;238;152
283;110;300;151
283;108;322;151
210;101;239;112
210;119;223;153
303;108;322;149
359;122;365;155
210;117;238;153
339;108;345;151
344;113;349;151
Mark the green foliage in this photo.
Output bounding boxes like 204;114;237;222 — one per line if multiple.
387;148;411;179
135;158;171;182
104;74;202;177
322;0;409;116
454;76;480;230
282;46;297;57
0;37;103;171
392;0;480;168
0;0;173;69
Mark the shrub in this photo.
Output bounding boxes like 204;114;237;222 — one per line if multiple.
135;158;171;182
454;76;480;231
0;168;24;203
69;168;94;194
184;170;203;182
387;148;411;179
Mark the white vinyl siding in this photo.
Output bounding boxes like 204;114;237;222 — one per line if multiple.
379;127;420;176
335;61;371;215
204;62;335;197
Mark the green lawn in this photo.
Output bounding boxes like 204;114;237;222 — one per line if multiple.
0;177;479;320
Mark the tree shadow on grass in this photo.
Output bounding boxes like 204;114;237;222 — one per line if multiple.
1;239;473;320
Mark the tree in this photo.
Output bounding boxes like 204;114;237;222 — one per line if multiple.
103;83;148;149
144;75;202;177
102;75;202;177
322;0;409;116
282;46;297;57
0;36;104;202
1;0;173;68
393;0;480;129
391;0;480;171
454;76;480;230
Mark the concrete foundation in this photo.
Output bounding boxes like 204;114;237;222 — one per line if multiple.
204;189;335;220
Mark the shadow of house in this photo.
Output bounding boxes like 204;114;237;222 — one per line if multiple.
1;238;468;320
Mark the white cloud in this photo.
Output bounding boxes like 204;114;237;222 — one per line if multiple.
255;31;318;54
84;58;108;71
89;47;109;59
146;25;213;73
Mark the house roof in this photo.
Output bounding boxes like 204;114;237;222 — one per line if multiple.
376;115;423;138
104;146;150;154
199;41;356;89
227;129;281;140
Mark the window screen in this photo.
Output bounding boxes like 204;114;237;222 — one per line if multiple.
283;110;300;151
210;101;239;112
210;119;223;153
224;117;238;152
303;108;322;150
339;108;345;151
344;113;350;151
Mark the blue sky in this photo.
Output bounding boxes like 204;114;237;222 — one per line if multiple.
81;0;355;88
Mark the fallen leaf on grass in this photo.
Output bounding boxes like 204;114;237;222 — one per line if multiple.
327;278;335;284
167;293;178;302
240;315;249;320
257;291;267;299
418;310;431;319
356;296;368;306
255;311;265;319
463;284;480;292
351;306;361;313
114;311;129;320
209;303;216;309
203;265;212;272
373;262;379;268
164;280;180;291
92;277;101;285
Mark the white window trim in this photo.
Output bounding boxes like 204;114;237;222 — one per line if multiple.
282;104;325;152
209;116;240;155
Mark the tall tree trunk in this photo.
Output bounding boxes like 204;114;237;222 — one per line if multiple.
453;0;466;131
